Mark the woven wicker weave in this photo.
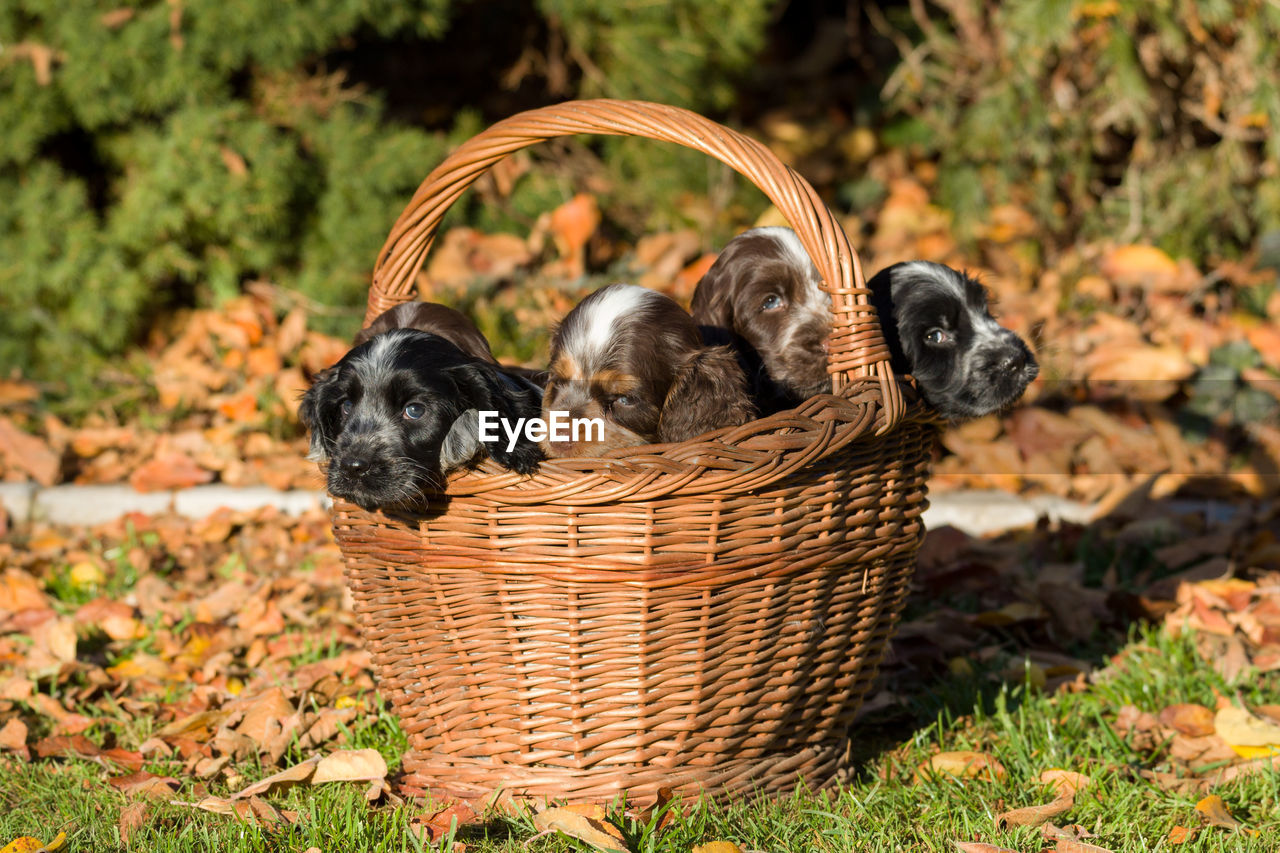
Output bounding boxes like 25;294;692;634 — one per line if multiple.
331;99;935;803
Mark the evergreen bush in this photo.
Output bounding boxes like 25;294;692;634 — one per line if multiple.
0;0;770;398
884;0;1280;260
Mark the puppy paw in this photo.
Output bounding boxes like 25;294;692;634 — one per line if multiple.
491;442;543;475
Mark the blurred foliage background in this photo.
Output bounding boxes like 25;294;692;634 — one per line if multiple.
2;0;1279;405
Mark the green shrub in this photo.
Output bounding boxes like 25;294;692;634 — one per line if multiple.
885;0;1280;259
0;0;771;399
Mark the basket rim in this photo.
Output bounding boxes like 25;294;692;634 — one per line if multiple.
363;98;906;433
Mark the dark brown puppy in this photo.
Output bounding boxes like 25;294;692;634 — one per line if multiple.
691;226;832;413
541;283;755;457
353;302;497;362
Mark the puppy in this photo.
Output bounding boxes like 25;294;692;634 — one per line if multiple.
353;302;497;362
867;261;1039;420
299;329;543;510
541;283;755;457
691;226;833;412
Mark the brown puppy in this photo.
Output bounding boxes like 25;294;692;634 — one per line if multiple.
541;283;754;457
691;226;832;412
353;302;497;362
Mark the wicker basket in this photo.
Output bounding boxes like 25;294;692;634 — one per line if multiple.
331;99;935;803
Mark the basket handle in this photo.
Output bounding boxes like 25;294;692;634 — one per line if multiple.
368;99;904;431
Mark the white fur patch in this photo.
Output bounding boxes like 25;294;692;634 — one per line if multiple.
754;226;818;282
578;283;654;356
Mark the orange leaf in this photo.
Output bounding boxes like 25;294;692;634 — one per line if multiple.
953;844;1018;853
533;806;628;853
997;792;1074;828
917;751;1007;782
311;748;388;784
1159;704;1216;737
129;453;214;492
1195;794;1257;835
1167;825;1197;845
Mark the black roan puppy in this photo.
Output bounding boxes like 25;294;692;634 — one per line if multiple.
299;329;542;510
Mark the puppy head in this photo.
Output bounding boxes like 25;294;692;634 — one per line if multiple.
299;330;493;510
541;284;752;457
353;302;497;363
691;226;832;405
867;261;1039;420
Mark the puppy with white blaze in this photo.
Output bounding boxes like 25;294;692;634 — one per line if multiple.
691;226;833;413
299;329;543;510
542;283;755;457
867;261;1039;420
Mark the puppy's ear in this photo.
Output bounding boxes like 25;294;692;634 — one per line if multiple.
658;346;756;443
298;367;342;461
449;363;544;475
690;259;738;329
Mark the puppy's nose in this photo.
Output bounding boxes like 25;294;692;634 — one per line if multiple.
1000;351;1028;373
340;456;371;477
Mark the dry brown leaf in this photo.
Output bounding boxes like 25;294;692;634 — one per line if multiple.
1053;840;1115;853
1100;245;1188;291
231;756;320;799
691;843;744;853
311;748;387;784
235;687;295;745
917;751;1007;782
1159;703;1216;737
1040;769;1092;795
117;801;150;845
0;719;28;752
1195;794;1256;835
108;770;179;799
0;569;49;613
534;807;628;853
953;843;1018;853
129;452;213;492
409;801;479;843
996;792;1074;828
0;416;60;485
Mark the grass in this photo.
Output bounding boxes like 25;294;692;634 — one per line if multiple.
2;626;1275;852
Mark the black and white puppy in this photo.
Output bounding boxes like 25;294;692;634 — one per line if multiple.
299;329;543;510
867;261;1039;420
691;226;833;413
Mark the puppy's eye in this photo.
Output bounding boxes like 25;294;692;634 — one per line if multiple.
613;395;635;408
340;399;353;416
403;403;426;420
761;294;784;311
924;329;950;345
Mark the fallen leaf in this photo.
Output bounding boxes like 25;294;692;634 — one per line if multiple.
917;751;1007;782
953;844;1018;853
232;756;320;799
0;832;66;853
0;416;59;486
997;792;1074;828
691;844;744;853
1040;769;1092;795
118;801;150;845
534;807;628;853
109;770;179;799
312;748;387;784
1100;244;1188;291
1167;825;1197;845
1214;705;1280;757
1052;840;1115;853
129;452;214;492
1195;794;1256;835
1159;703;1216;737
0;719;27;752
409;801;479;843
